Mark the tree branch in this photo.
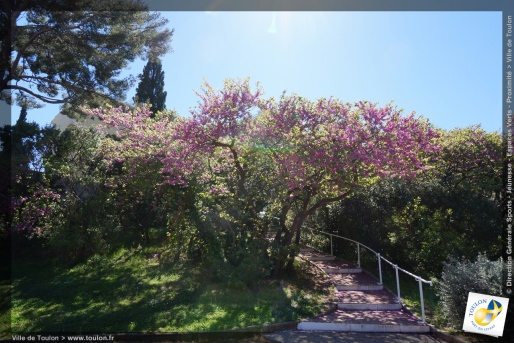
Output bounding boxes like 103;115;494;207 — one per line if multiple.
7;76;120;106
5;84;66;104
17;75;73;88
304;191;352;218
212;141;247;194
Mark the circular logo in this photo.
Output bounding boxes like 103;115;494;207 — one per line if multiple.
474;300;503;326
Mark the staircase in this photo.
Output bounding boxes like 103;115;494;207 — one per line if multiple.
297;247;430;333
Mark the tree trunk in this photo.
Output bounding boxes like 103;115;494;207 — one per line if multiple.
144;226;150;244
272;214;306;278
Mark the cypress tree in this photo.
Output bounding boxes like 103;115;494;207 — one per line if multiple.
133;59;167;117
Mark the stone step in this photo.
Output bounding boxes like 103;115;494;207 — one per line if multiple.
299;247;315;253
338;290;399;304
336;284;383;291
330;272;383;291
295;248;429;334
297;310;429;333
308;256;337;261
300;250;337;261
324;267;362;274
311;259;362;273
311;259;356;268
338;303;403;310
337;290;401;310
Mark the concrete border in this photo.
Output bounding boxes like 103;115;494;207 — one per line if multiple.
297;322;431;333
229;321;298;333
393;293;469;343
113;331;269;342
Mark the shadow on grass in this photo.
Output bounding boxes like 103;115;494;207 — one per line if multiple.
11;251;327;334
11;253;205;333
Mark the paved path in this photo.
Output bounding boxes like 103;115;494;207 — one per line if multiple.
264;331;446;343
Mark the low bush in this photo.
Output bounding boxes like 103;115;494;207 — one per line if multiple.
436;254;502;329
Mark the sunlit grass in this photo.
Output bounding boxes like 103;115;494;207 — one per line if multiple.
10;247;331;333
0;275;11;339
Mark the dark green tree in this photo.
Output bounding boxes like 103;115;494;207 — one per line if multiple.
133;59;167;116
1;0;174;116
1;105;60;260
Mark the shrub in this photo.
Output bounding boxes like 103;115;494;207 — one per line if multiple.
436;254;502;329
207;238;272;288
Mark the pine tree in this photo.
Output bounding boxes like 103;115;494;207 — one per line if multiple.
133;60;167;117
1;0;173;115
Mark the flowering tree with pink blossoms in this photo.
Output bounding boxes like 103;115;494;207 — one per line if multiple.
254;92;439;274
11;186;62;238
89;78;439;277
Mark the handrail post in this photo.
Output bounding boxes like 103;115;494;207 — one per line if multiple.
316;230;432;322
357;242;360;268
377;253;383;285
394;265;401;303
418;278;426;324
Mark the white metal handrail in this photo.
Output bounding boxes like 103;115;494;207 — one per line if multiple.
303;227;433;324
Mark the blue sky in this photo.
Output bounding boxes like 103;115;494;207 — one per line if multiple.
14;11;502;132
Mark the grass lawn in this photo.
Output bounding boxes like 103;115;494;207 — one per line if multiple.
8;246;332;335
0;266;10;338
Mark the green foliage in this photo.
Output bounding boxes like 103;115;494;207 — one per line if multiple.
389;199;455;276
181;164;275;284
0;280;9;339
39;126;111;261
387;190;501;276
1;110;59;178
436;254;502;329
207;238;272;288
1;113;61;258
431;126;502;198
160;188;202;263
317;177;501;278
46;192;121;264
44;125;106;193
6;124;120;262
